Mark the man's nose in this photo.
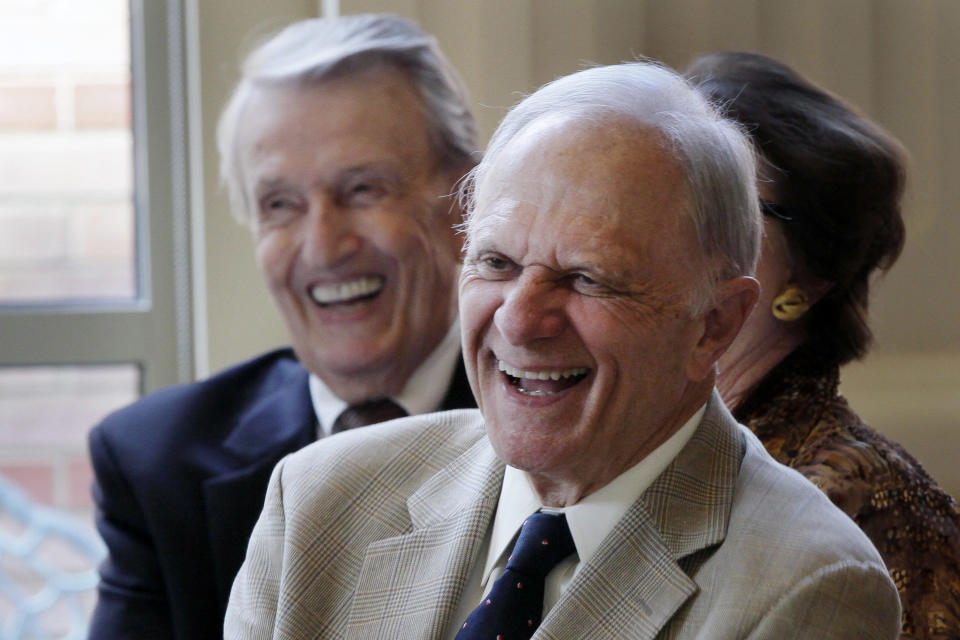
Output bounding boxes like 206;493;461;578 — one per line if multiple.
300;199;362;266
493;270;567;345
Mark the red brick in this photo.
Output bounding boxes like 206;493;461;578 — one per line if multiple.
0;210;69;261
74;202;135;261
0;464;55;505
74;82;130;129
67;459;95;508
0;85;57;129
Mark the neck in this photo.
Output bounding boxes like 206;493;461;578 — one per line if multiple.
320;367;411;406
718;328;806;411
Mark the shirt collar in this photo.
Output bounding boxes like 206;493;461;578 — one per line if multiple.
481;402;706;584
309;317;462;436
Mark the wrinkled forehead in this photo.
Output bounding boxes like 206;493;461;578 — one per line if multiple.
467;114;691;245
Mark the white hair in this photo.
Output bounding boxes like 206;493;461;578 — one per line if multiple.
460;61;761;313
217;14;478;223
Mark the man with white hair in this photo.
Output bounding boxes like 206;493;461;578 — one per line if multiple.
88;14;477;639
225;61;900;639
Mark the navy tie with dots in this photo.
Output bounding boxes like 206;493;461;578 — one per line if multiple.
456;512;576;640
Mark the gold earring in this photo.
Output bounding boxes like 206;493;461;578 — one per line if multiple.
771;286;810;321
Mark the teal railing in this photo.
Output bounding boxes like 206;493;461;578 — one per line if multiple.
0;476;104;639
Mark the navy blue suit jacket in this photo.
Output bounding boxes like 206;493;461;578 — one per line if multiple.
87;348;475;640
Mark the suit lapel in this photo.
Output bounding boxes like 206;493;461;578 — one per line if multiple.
538;391;745;640
346;436;504;639
205;353;470;612
538;501;696;640
203;365;315;608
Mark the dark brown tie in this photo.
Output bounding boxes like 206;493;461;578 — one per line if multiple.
331;397;408;434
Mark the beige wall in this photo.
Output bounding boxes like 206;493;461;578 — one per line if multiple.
193;0;959;495
194;0;315;376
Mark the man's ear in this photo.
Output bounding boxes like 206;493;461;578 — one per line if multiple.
686;275;760;382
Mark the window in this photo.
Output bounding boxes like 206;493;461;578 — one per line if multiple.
0;1;193;625
0;0;135;305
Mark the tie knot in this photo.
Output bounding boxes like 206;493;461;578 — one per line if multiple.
506;512;575;579
331;397;407;433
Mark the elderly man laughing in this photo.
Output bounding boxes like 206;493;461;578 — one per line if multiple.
88;15;477;640
225;61;900;640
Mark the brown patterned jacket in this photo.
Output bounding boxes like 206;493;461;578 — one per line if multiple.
736;347;960;640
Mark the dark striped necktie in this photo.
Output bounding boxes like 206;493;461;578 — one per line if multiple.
330;397;407;433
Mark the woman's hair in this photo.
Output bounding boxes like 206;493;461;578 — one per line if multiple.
687;51;907;366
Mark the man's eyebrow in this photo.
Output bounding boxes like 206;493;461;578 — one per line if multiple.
566;255;637;285
339;164;403;185
464;220;504;254
253;177;290;196
462;236;493;257
465;199;519;246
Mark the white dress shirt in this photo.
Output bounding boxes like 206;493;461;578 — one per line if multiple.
446;403;706;639
308;318;462;438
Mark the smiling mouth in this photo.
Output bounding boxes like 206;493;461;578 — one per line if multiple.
498;359;589;396
309;275;384;307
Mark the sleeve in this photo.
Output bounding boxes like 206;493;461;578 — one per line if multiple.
746;560;902;640
222;458;287;639
87;425;175;640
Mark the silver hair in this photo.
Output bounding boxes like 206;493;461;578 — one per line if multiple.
459;61;760;314
217;14;479;223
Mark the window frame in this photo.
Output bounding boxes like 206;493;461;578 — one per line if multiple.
0;0;194;394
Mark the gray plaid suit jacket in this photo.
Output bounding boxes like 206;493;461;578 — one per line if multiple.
225;392;900;639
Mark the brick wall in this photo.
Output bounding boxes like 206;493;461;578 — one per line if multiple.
0;366;138;514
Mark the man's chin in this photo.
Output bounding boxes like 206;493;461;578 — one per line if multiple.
301;346;406;390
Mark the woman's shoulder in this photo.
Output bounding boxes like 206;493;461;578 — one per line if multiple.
806;397;960;639
738;350;957;523
751;380;960;638
795;394;956;519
